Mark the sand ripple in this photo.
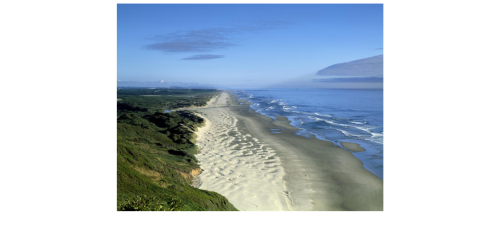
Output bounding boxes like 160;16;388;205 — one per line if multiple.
191;93;290;211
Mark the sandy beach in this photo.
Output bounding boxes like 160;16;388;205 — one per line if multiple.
189;92;383;211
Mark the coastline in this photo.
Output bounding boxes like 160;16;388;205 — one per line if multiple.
190;91;383;211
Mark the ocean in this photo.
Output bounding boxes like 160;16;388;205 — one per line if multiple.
233;88;384;179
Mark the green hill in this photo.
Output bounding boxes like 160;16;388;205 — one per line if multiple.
117;88;237;211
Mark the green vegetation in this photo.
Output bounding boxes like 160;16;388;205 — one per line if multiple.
117;88;217;117
117;88;237;211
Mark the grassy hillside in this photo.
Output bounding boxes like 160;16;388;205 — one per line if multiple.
117;88;237;211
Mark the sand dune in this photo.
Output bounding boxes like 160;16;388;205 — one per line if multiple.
190;93;291;211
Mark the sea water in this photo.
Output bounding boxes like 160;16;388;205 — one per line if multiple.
233;88;383;179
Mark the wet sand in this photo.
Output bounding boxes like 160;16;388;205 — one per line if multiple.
341;142;367;152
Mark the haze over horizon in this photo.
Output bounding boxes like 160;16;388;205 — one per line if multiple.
118;4;383;88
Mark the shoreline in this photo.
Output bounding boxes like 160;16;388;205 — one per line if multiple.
189;91;383;211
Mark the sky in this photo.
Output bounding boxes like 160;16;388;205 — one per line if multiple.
117;4;383;88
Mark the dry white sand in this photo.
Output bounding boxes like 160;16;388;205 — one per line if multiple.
190;93;291;211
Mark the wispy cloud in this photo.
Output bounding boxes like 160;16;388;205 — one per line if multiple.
145;21;290;53
181;54;225;60
147;40;234;53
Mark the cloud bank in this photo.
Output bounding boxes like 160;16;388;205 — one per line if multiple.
312;76;383;83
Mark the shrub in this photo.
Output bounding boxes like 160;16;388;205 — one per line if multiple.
118;195;181;211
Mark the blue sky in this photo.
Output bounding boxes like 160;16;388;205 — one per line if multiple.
118;4;383;87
